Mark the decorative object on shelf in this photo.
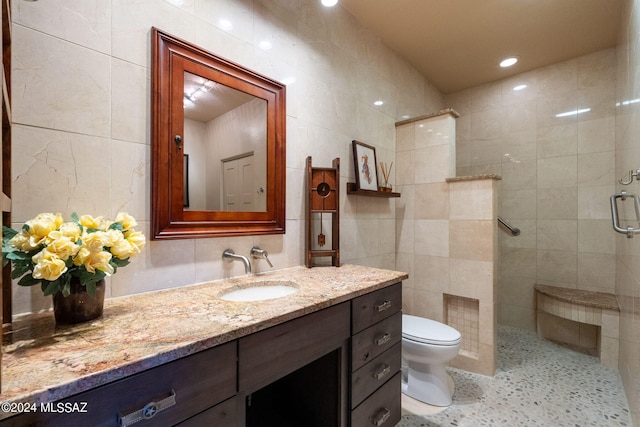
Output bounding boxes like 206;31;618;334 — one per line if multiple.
347;140;400;197
2;212;145;324
379;161;393;192
352;140;378;191
306;156;340;267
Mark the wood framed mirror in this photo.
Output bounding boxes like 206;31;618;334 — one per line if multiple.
151;28;286;239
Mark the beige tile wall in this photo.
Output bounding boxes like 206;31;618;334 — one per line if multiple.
396;112;499;376
9;0;445;315
615;0;640;424
445;294;479;356
536;293;619;369
446;48;618;333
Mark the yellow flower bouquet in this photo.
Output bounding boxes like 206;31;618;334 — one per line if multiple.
2;212;145;297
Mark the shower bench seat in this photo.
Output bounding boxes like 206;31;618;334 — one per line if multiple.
534;284;620;369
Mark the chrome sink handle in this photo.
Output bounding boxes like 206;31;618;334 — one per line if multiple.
250;246;273;267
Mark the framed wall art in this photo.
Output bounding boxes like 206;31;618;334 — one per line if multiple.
352;140;378;191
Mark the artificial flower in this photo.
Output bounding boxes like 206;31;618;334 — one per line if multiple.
2;212;145;297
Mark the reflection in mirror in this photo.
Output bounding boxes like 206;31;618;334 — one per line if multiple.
151;28;286;239
183;71;267;212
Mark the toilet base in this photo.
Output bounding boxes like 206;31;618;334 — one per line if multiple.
401;363;454;407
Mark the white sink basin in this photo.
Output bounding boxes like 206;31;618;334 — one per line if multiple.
219;280;299;302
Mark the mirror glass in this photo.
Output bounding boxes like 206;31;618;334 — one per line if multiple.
151;28;286;239
183;71;267;212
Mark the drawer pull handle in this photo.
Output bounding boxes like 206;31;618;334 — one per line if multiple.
119;389;176;427
372;407;391;426
375;300;392;312
373;364;391;380
375;333;391;346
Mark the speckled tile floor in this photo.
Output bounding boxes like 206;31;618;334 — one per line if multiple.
398;325;632;427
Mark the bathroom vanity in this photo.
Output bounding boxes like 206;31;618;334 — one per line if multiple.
0;265;406;426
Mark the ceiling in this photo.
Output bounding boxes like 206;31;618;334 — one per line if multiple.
184;71;256;122
340;0;623;94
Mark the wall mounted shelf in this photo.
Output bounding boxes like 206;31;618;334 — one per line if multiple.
346;182;400;198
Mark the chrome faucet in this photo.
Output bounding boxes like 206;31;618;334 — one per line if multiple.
222;249;251;274
250;246;273;267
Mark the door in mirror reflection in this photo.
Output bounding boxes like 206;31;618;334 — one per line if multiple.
183;71;267;212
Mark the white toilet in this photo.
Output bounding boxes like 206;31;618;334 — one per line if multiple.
401;314;462;406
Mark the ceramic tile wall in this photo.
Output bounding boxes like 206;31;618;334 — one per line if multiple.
536;293;620;369
396;113;498;376
9;0;444;315
615;0;640;424
446;48;618;333
396;113;458;321
445;294;480;356
447;177;498;376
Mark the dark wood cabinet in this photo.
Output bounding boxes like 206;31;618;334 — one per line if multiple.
3;283;402;427
351;342;401;407
239;302;350;392
177;397;237;427
350;283;402;427
1;342;237;427
351;373;402;427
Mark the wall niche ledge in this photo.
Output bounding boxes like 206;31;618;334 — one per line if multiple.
446;174;502;183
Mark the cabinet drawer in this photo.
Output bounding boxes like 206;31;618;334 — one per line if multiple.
2;342;237;427
351;312;401;371
176;397;236;426
352;283;402;334
351;342;401;407
351;372;401;427
239;302;350;392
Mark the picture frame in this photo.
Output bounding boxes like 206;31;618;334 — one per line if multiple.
352;140;379;191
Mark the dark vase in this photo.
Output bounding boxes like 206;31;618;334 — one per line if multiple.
52;278;105;324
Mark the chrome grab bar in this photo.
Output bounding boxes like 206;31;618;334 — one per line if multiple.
610;191;640;238
497;216;520;236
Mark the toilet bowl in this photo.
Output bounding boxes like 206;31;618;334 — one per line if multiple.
402;314;461;406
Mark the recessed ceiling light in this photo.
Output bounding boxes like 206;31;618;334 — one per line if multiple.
500;57;518;68
321;0;338;6
259;40;272;50
513;84;527;91
373;100;384;106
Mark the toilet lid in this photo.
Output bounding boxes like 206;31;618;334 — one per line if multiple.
402;314;461;346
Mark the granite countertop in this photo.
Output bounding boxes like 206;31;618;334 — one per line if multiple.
0;264;407;416
534;284;620;311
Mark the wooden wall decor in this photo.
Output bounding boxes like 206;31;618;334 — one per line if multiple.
306;156;340;267
2;0;13;389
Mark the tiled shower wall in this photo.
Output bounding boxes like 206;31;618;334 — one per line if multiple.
446;48;618;332
615;0;640;425
396;112;499;376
